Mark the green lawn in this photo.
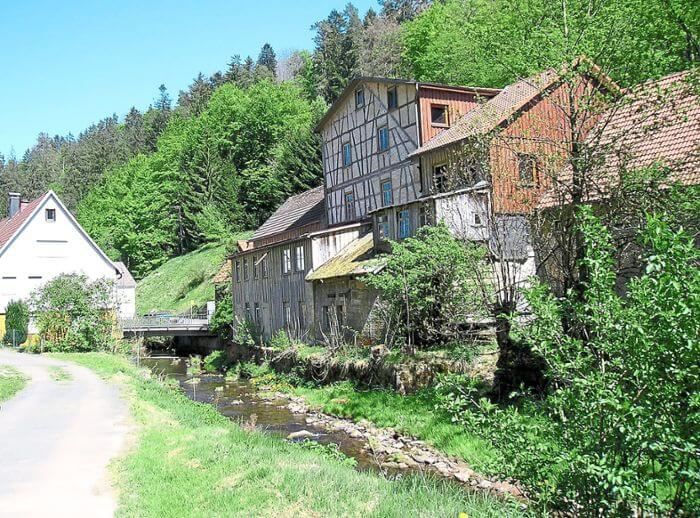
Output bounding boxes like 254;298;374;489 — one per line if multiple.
57;353;523;517
0;364;28;402
287;380;502;475
136;238;249;315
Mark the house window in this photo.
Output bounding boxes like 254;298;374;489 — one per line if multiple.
398;209;411;239
45;208;56;222
378;126;389;152
253;256;259;279
378;212;390;239
283;302;291;327
254;303;262;325
433;164;447;193
381;180;393;207
419;205;429;228
295;245;305;271
235;261;241;282
261;255;269;278
355;88;365;108
430;104;449;127
344;192;355;221
518;153;538;186
474;212;482;226
243;258;249;281
245;303;252;321
387;86;398;109
342;142;352;167
282;249;291;274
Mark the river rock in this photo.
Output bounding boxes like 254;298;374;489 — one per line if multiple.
453;469;474;483
349;429;363;439
287;430;315;440
412;453;437;465
478;479;493;490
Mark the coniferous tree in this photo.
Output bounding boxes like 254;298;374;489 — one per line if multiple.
257;43;277;78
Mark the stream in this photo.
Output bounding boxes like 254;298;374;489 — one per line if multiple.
139;353;386;474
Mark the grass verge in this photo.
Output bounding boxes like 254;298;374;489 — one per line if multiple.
56;353;523;517
47;365;72;382
0;365;28;402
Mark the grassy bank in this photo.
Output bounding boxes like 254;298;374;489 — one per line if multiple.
58;353;523;517
0;365;28;402
136;238;249;315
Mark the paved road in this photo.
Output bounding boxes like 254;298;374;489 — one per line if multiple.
0;350;129;517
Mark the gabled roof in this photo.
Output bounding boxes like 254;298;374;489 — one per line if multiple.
0;193;48;250
410;68;560;156
315;76;501;132
251;186;325;242
114;261;136;288
0;191;118;275
306;233;384;281
539;69;700;207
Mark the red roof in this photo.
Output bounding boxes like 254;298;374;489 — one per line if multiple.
0;193;48;251
539;69;699;207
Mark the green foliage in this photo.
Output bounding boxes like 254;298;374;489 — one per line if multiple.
0;365;28;402
297;439;358;468
202;350;229;373
439;208;700;514
2;299;29;346
268;329;293;350
209;293;233;342
367;223;489;349
28;274;116;352
402;0;698;88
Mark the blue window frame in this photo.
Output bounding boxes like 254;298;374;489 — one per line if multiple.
381;180;393;207
342;142;352;167
378;126;389;151
398;209;411;239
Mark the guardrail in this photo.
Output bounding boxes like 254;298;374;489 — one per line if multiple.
120;313;210;330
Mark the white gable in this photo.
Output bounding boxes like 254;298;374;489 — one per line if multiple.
0;192;118;313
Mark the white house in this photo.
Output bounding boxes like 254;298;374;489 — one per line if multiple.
113;261;136;320
0;191;136;337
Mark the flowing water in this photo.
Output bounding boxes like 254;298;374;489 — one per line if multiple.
139;353;384;473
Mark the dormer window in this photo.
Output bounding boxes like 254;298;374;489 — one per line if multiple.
45;208;56;222
387;86;398;110
430;104;450;127
355;88;365;108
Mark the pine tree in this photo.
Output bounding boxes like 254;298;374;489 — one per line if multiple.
257;43;277;78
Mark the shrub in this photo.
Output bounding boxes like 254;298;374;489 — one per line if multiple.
268;329;292;349
367;223;489;352
203;350;229;373
440;208;700;515
2;299;29;346
210;295;233;342
29;274;116;352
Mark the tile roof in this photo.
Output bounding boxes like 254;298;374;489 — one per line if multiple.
306;233;384;281
213;260;231;284
539;69;700;207
114;261;136;288
251;186;325;242
0;193;48;251
411;68;560;156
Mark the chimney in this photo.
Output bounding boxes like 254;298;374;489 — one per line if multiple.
8;192;20;219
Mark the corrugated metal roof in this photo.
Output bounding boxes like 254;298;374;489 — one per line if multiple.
306;233;385;281
251;186;325;242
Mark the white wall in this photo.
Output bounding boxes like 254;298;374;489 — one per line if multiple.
0;195;118;313
435;191;490;242
116;287;136;319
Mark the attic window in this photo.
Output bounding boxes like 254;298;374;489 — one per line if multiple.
45;208;56;222
355;88;365;108
387;86;398;110
430;104;449;127
517;153;539;187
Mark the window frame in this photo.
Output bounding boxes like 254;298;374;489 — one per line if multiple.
294;244;305;272
378;125;390;152
253;255;259;279
342;142;352;167
381;180;393;207
282;248;292;275
45;208;56;222
387;86;398;110
261;255;269;278
355;88;365;109
377;212;390;239
433;164;448;193
235;260;241;283
430;103;450;128
517;153;538;187
397;209;411;239
243;258;249;281
344;191;355;221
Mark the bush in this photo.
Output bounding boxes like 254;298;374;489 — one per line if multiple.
367;223;489;351
268;329;292;349
439;209;700;515
2;299;29;346
210;295;233;342
203;350;229;373
29;274;116;352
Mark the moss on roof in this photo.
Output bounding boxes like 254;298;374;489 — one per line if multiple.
306;233;385;281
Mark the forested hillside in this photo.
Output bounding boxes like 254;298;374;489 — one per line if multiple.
1;0;695;278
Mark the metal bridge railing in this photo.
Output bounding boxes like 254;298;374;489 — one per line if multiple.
120;313;210;330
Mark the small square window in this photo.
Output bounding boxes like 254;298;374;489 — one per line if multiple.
378;126;389;152
342;142;352;167
474;213;482;226
387;86;398;109
381;180;393;207
45;208;56;222
430;104;449;127
355;88;365;108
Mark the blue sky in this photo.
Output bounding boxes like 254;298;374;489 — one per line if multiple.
0;0;377;158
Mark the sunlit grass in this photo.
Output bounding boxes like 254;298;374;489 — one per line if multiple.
0;364;28;402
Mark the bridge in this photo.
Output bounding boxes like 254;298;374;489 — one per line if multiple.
120;314;215;337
